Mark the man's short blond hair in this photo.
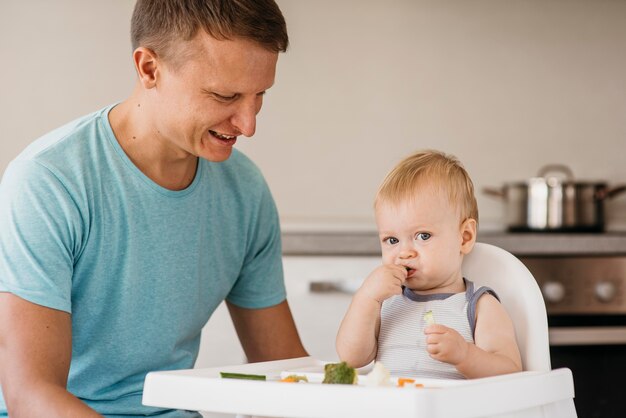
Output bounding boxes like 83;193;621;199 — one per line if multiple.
374;150;479;224
131;0;288;70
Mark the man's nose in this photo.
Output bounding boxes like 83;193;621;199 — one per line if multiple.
231;98;259;137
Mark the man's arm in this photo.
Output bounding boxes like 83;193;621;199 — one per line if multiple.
226;300;308;363
0;293;102;417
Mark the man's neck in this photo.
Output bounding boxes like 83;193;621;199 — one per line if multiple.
108;93;198;191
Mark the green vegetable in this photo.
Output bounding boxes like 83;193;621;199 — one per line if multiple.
322;362;358;385
220;372;266;381
423;310;435;326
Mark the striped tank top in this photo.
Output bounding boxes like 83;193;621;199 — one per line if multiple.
376;278;498;379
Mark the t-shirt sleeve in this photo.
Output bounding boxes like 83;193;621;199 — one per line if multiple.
0;160;82;313
225;180;286;309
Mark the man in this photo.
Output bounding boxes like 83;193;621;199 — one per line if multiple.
0;0;307;416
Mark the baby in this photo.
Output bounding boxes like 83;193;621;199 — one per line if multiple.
336;150;522;379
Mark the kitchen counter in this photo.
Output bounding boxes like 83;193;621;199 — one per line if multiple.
282;231;626;256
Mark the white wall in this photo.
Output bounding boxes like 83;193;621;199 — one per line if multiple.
2;0;625;231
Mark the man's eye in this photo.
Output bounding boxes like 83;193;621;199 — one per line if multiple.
416;233;431;241
212;93;238;102
384;237;399;245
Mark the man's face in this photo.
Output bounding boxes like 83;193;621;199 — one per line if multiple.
149;32;279;162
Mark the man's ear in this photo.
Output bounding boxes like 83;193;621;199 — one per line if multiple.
133;47;159;89
460;218;477;255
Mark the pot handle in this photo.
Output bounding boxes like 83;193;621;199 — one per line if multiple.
596;185;626;200
482;187;505;199
537;164;575;180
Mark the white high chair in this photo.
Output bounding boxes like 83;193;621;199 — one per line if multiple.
462;242;551;372
145;242;576;418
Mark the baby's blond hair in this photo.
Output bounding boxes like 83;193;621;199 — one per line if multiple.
374;150;479;224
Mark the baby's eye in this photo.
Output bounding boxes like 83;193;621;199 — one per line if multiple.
384;237;399;245
415;232;431;241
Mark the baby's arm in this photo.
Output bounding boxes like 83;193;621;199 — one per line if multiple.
336;264;407;368
425;294;522;378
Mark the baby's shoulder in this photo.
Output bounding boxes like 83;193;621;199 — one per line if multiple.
475;290;508;319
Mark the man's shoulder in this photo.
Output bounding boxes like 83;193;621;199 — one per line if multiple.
15;106;113;165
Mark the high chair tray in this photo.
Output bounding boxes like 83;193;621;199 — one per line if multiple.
143;356;577;418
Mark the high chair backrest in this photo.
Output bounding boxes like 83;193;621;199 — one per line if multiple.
462;242;551;372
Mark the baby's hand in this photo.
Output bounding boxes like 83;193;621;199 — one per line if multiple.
357;264;407;304
424;324;469;366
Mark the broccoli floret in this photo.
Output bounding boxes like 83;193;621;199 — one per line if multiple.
322;362;358;385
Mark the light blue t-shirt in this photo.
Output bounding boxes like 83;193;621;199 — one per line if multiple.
0;105;286;417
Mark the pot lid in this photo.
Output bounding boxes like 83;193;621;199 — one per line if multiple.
507;164;607;187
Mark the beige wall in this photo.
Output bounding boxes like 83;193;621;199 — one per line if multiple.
2;0;625;232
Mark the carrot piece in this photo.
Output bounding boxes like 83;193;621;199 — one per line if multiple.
279;374;308;383
397;378;416;387
414;383;424;388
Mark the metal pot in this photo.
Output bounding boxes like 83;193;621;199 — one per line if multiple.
484;164;626;232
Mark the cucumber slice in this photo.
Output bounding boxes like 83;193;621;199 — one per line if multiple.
219;372;266;381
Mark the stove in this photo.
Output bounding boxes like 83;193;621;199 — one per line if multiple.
516;253;626;418
522;256;626;314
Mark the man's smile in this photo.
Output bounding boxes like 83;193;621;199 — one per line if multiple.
209;130;237;140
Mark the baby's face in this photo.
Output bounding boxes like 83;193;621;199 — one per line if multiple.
375;191;471;294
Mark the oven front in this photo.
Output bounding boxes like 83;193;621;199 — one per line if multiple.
521;256;626;418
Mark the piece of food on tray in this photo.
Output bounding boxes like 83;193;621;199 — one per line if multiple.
280;374;309;383
322;361;358;385
219;372;266;381
397;377;415;387
423;310;436;326
397;378;425;388
364;361;391;386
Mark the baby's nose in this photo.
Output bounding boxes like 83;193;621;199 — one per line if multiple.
398;248;417;259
